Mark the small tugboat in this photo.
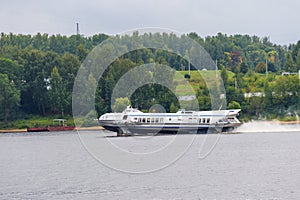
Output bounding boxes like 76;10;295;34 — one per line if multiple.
27;119;75;132
98;106;241;136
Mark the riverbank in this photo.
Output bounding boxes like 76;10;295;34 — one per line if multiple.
278;120;300;124
0;126;104;133
0;129;27;133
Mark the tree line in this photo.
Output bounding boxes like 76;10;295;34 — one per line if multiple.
0;32;300;124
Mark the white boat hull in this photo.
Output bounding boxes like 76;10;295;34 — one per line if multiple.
98;106;241;136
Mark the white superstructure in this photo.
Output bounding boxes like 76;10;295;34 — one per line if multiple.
98;106;241;136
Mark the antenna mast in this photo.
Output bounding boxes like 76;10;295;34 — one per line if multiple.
76;23;80;35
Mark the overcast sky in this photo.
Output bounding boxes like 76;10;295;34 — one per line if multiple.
0;0;299;45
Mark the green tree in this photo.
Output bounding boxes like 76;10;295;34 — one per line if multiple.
49;66;67;116
112;97;131;112
0;58;22;87
19;50;61;115
0;74;20;123
284;52;297;72
170;102;178;113
249;96;263;118
255;61;266;73
263;80;273;114
220;66;228;86
240;62;248;74
228;101;241;109
197;84;211;111
296;51;300;71
76;44;89;62
272;76;300;115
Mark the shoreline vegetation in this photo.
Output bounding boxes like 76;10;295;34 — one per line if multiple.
1;69;299;131
1;32;300;128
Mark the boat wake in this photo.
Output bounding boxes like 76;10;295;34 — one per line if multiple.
235;120;300;133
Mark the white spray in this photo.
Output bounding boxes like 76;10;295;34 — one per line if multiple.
235;120;300;133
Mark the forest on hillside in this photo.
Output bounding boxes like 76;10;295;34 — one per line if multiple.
0;32;300;127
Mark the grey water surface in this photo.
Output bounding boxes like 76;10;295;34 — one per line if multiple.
0;130;299;200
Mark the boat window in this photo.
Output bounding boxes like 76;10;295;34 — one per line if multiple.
147;118;150;123
142;118;146;123
169;118;172;121
151;118;154;123
123;115;128;120
199;118;202;123
138;118;141;122
160;118;164;123
155;118;159;123
207;118;210;123
134;117;137;120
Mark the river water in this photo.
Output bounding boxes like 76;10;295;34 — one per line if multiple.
0;123;300;200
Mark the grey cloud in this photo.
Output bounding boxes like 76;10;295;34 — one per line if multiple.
0;0;299;44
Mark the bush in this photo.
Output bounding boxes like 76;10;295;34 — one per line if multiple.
228;101;241;109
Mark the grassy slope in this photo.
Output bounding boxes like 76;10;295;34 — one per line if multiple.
174;70;236;96
175;70;275;95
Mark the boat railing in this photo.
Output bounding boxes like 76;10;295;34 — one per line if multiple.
52;119;68;127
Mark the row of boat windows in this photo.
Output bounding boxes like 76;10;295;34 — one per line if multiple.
123;115;211;124
136;117;164;123
200;118;210;124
